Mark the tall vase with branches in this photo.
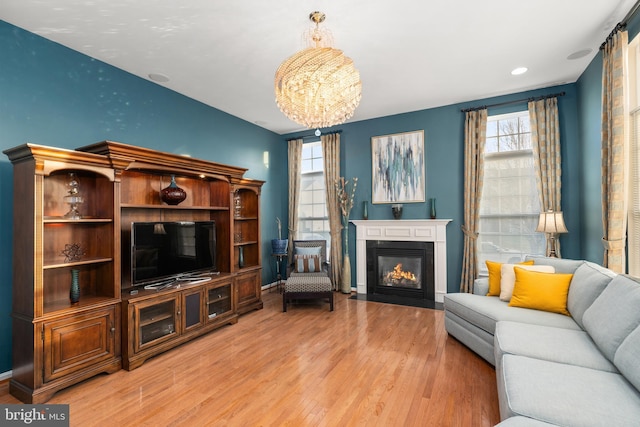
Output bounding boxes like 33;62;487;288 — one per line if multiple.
336;177;357;294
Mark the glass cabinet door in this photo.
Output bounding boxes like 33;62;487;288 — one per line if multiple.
207;284;232;320
136;297;178;350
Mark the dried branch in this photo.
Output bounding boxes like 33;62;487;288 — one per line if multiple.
335;177;358;222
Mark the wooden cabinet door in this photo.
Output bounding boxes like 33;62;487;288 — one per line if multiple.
235;269;262;314
182;288;204;332
43;306;117;382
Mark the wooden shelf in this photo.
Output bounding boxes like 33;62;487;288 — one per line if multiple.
43;257;113;269
121;203;229;211
139;312;174;327
208;295;230;304
43;296;119;315
44;217;113;223
234;241;258;247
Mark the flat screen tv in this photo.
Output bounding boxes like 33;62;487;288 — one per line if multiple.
131;221;217;287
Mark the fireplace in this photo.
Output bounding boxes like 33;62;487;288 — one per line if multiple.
367;241;435;300
351;220;451;302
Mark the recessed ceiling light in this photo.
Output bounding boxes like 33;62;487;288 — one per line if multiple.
511;67;528;76
567;49;593;60
148;73;170;83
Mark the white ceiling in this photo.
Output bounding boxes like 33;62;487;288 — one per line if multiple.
0;1;636;134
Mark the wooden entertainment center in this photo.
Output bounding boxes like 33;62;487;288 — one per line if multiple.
4;141;264;403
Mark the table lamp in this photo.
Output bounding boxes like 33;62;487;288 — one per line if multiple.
535;210;568;258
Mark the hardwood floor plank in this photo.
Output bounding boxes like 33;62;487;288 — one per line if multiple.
0;291;500;426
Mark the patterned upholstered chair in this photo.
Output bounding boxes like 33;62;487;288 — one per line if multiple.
283;240;334;312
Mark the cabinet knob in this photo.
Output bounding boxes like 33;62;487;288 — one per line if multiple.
177;310;181;315
110;327;116;333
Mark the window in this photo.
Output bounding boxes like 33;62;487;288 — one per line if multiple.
297;142;331;254
477;111;546;274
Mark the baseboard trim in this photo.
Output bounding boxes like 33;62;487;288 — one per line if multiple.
261;281;284;291
0;370;12;382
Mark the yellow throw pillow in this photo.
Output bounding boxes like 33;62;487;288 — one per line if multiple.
499;264;555;302
509;267;574;315
486;259;534;296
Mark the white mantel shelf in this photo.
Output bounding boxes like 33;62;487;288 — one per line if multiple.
350;219;452;303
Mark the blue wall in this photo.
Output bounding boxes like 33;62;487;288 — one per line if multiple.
0;20;287;374
576;53;604;263
284;85;582;298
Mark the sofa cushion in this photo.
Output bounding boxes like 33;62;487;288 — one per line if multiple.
566;261;616;328
495;416;559;426
494;321;617;373
498;354;640;426
285;272;332;292
614;323;640;392
524;255;584;273
443;293;580;336
582;274;640;361
500;264;555;302
474;277;489;296
487;259;534;296
508;269;573;315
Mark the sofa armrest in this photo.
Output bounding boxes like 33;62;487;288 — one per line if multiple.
474;277;489;295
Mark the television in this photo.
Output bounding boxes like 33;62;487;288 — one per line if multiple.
131;220;217;287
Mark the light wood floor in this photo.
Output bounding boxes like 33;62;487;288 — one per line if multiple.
0;291;500;426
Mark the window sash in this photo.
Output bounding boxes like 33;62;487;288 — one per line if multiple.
478;112;543;274
297;142;331;255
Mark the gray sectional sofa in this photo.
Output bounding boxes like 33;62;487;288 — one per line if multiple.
443;255;640;426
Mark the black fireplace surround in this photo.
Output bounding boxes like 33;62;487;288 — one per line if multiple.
366;240;435;301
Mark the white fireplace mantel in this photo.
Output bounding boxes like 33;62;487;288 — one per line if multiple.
350;219;452;302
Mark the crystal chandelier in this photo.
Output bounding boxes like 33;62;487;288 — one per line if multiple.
274;11;362;130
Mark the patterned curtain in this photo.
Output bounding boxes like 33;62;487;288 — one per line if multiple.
601;30;629;272
287;139;303;263
460;109;487;293
322;133;342;289
529;97;563;257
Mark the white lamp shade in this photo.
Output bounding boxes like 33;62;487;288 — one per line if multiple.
535;211;568;234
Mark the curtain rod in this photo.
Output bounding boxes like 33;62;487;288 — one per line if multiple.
460;91;566;113
290;130;342;141
600;0;640;50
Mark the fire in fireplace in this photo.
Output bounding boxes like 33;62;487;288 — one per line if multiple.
366;240;434;300
383;263;420;288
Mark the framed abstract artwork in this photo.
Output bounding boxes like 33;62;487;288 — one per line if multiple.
371;130;425;204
